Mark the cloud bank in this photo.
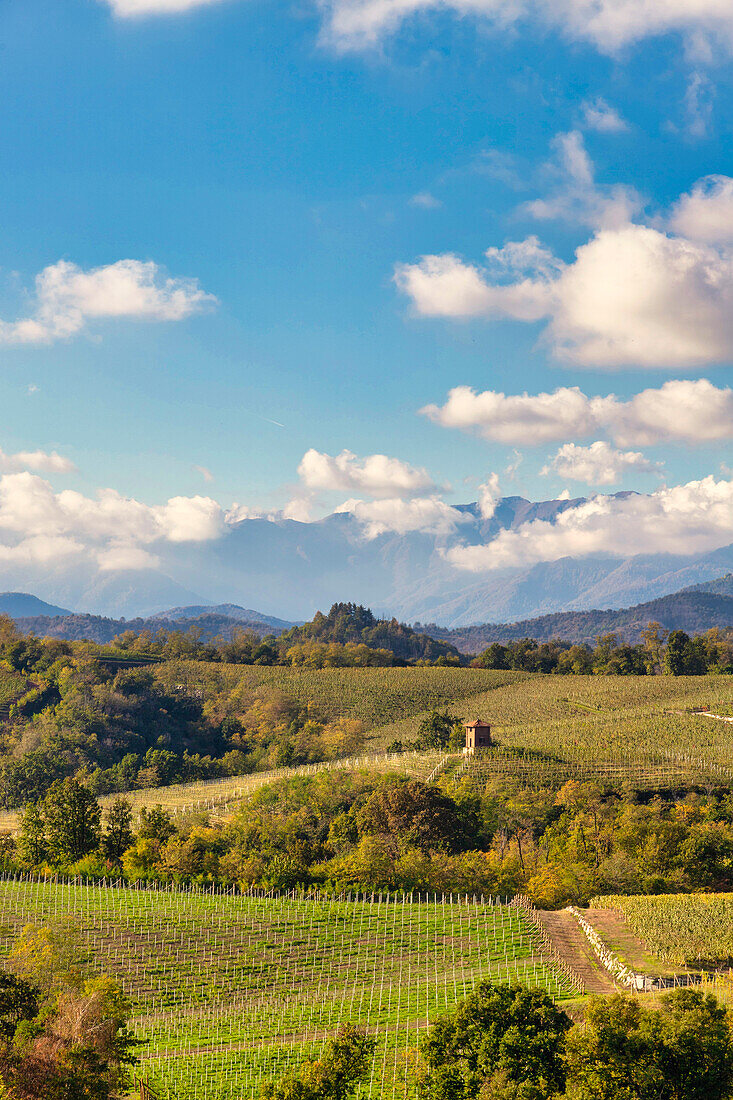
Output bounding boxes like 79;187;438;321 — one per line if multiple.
0;473;226;572
0;260;215;346
446;475;733;573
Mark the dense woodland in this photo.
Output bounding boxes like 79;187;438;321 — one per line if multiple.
8;767;733;914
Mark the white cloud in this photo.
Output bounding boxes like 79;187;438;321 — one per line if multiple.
523;131;640;229
194;464;214;483
394;240;555;322
421;385;601;444
477;472;502;519
298;448;440;497
540;441;663;486
97;546;161;572
670;176;733;243
103;0;226;14
281;496;315;523
410;192;442;209
0;448;76;474
683;71;714;138
338;496;469;538
321;0;733;54
0;473;225;573
423;379;733;447
604;379;733;446
0;259;215;346
398;222;733;368
446;474;733;573
581;98;629;133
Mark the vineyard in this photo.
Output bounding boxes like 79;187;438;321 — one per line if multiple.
440;674;733;789
153;662;527;732
592;893;733;967
0;877;575;1100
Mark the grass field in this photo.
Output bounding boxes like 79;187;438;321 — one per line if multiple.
0;877;574;1100
592;894;733;966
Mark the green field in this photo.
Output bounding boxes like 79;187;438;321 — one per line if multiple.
0;877;573;1099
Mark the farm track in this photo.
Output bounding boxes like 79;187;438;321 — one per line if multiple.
539;910;617;994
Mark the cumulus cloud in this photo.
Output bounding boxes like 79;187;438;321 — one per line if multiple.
298;448;440;497
337;496;468;539
423;379;733;447
321;0;733;54
0;259;215;346
398;221;733;368
581;98;629;133
0;448;76;474
540;441;663;485
0;473;225;572
446;474;733;573
670;176;733;243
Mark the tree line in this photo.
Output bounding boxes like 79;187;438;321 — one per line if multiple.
473;625;733;675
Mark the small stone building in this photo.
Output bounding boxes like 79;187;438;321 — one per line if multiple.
463;719;492;753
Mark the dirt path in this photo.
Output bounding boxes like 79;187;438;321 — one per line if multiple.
539;909;617;994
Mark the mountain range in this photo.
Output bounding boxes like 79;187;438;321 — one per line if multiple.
6;493;733;626
423;575;733;652
5;578;733;654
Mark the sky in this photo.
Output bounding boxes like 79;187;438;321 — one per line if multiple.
3;0;733;582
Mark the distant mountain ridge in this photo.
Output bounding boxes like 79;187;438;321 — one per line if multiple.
0;592;71;618
153;604;294;631
9;611;289;645
6;493;733;625
422;578;733;652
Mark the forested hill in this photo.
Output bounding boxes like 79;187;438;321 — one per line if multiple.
420;585;733;652
279;603;461;662
12;611;280;644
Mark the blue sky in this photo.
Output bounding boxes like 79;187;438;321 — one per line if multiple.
2;0;733;579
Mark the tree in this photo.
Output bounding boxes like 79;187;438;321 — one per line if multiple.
565;988;733;1100
0;973;39;1040
0;926;136;1100
137;805;176;844
101;798;133;863
420;981;571;1100
18;804;47;868
418;712;462;750
41;779;101;865
664;631;708;676
260;1025;376;1100
357;780;466;853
